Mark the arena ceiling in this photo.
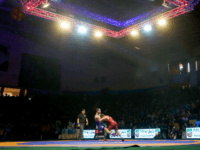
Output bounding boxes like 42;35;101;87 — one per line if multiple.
62;0;164;21
0;0;200;65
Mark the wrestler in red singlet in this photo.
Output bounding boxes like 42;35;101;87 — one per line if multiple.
100;114;124;141
107;116;118;131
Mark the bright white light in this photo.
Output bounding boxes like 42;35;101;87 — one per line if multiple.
196;61;198;71
43;3;50;8
95;31;102;37
168;64;170;72
158;19;166;26
144;24;152;32
131;31;138;36
78;26;87;34
26;6;30;10
187;62;190;73
61;22;69;29
179;63;183;71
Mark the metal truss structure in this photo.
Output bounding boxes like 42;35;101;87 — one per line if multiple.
21;0;200;39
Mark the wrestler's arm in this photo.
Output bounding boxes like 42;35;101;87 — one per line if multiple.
95;116;101;124
99;116;107;122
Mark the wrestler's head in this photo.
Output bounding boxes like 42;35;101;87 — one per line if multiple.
100;114;105;118
81;109;85;114
96;108;101;114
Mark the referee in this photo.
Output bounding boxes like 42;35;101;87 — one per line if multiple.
77;109;88;140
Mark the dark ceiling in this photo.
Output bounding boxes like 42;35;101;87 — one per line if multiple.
0;0;200;66
63;0;164;21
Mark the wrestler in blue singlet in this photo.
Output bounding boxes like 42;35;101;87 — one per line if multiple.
95;113;105;130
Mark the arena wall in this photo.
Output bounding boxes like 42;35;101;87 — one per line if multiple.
0;28;169;92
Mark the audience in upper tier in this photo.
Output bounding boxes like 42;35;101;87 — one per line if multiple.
0;86;200;141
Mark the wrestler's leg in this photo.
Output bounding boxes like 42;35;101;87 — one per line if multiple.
104;127;112;134
103;127;113;141
116;130;122;138
115;122;124;141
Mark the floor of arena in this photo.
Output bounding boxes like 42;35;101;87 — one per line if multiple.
0;140;200;149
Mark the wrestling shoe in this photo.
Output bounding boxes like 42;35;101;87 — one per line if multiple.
111;133;117;137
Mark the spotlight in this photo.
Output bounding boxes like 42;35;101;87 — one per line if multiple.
158;19;166;26
42;0;50;8
162;0;171;9
78;26;87;34
26;6;30;10
43;2;50;8
131;31;138;36
144;24;152;32
95;31;102;37
61;22;69;29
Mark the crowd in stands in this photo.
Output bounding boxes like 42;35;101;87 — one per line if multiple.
0;86;200;141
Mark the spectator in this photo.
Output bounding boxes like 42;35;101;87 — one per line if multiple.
67;121;72;129
153;132;164;139
171;107;176;115
130;121;133;128
41;124;47;139
169;120;173;125
185;103;190;110
0;129;5;141
182;114;188;124
50;125;55;139
55;120;61;127
132;126;137;139
177;127;182;139
121;119;125;127
55;124;61;139
181;128;186;140
167;126;171;139
46;124;51;139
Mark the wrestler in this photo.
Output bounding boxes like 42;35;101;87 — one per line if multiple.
94;108;113;141
100;114;124;141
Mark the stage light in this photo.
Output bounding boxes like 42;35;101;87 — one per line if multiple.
95;31;102;37
26;6;30;10
43;2;50;8
61;22;69;29
131;31;138;36
144;24;152;32
158;19;166;26
78;26;87;34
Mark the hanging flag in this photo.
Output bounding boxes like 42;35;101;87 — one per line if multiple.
11;7;26;21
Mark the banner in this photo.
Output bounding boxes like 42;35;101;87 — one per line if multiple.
186;127;200;139
109;129;131;139
135;128;160;139
83;130;95;139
